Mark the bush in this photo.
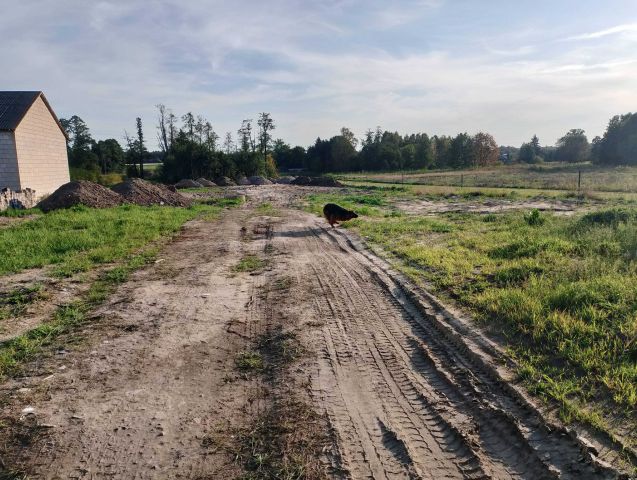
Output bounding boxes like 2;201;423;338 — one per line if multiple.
524;209;545;226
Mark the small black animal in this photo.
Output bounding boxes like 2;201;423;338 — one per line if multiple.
323;203;358;227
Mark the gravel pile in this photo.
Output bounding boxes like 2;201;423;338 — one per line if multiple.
112;178;192;207
37;181;123;212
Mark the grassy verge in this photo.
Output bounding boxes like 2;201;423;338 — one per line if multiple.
0;199;239;379
0;203;225;278
305;191;637;441
0;248;157;378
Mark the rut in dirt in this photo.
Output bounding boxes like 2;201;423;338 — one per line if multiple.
273;209;621;480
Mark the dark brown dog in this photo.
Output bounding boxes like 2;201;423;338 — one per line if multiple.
323;203;358;227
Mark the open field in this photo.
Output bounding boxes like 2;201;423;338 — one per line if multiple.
342;163;637;194
0;184;635;478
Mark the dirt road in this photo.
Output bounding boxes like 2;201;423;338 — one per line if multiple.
0;189;626;479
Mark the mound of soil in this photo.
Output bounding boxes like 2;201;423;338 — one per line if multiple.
235;176;250;186
214;176;237;186
175;179;202;189
112;178;192;207
248;176;272;185
291;176;312;185
196;178;217;187
275;176;296;184
291;176;343;187
37;181;123;213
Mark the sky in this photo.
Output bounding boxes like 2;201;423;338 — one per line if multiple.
1;0;636;149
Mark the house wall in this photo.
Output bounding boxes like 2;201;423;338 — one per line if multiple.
14;95;70;197
0;131;20;190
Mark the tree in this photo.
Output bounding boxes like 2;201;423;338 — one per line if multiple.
472;132;499;167
60;115;99;172
238;119;255;153
156;104;170;153
555;129;590;162
136;117;147;178
340;127;358;150
93;139;124;173
223;132;235;154
257;112;275;158
594;113;637;166
182;112;195;141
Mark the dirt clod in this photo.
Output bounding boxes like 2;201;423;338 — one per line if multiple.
37;181;123;212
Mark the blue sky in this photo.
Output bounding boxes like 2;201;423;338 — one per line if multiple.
1;0;636;149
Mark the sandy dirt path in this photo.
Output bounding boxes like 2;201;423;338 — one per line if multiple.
0;189;626;479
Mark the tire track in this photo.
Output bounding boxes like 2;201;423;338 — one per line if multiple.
275;210;619;479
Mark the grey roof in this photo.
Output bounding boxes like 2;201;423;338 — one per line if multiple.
0;91;67;138
0;91;41;130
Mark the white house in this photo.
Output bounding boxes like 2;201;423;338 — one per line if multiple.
0;91;70;199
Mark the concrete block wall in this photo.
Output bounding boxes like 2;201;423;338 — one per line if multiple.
13;95;70;197
0;131;20;191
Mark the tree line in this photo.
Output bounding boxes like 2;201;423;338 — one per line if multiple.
60;109;637;182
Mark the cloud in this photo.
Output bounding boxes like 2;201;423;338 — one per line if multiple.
562;22;637;41
0;0;635;147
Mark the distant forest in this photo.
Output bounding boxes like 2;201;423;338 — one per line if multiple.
60;107;637;183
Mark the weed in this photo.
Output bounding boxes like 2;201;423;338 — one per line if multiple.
0;284;44;320
234;255;268;273
235;351;264;372
524;209;545;226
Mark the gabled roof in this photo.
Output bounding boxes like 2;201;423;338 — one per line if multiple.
0;91;68;138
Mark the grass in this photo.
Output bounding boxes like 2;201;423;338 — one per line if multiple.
0;285;45;321
234;255;268;273
0;203;223;278
236;351;265;372
305;190;637;439
341;162;637;193
0;248;157;379
255;202;279;216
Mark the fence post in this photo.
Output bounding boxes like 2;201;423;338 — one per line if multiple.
578;170;581;193
460;174;464;188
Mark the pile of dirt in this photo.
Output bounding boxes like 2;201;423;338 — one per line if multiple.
291;176;343;187
196;178;217;187
214;176;237;186
37;181;123;212
112;178;192;207
248;176;272;185
175;179;202;189
275;176;296;184
235;176;251;185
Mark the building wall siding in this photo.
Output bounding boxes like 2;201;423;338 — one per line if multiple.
0;131;20;190
14;95;70;197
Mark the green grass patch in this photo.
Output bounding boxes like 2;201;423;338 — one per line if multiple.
235;351;265;372
234;255;268;273
255;202;278;216
0;204;224;278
